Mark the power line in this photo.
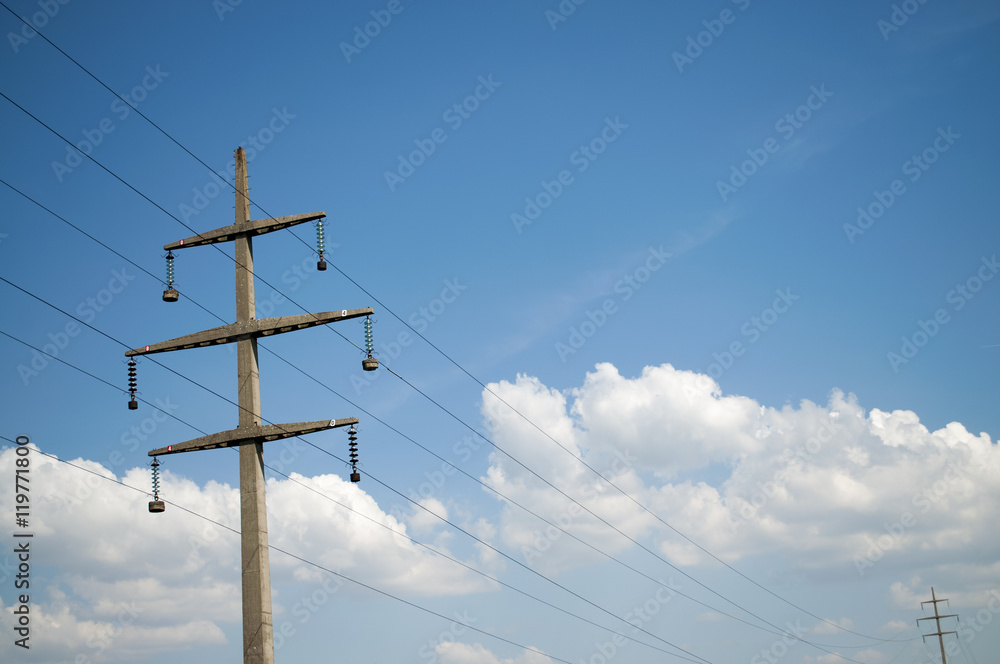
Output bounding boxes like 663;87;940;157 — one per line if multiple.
956;620;980;664
0;296;714;664
0;88;373;379
260;463;705;664
375;363;874;661
0;338;707;664
0;170;890;657
0;234;870;661
0;294;857;664
0;53;903;649
0;176;230;327
0;176;819;651
0;300;868;662
0;341;700;663
0;7;933;645
0;436;574;664
348;265;914;645
0;86;800;646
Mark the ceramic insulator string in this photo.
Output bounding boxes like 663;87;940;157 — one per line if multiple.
127;358;138;410
150;457;161;500
348;425;360;482
162;252;179;302
315;218;328;270
364;316;374;357
165;251;175;288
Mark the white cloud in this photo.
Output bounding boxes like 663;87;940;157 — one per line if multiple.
481;363;1000;586
436;641;554;664
407;496;450;534
3;362;997;662
804;650;888;664
879;619;911;634
695;611;726;622
0;592;225;664
0;444;494;662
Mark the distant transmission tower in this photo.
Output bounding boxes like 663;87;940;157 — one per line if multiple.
917;587;958;664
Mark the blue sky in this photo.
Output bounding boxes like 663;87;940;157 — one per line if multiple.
1;1;999;663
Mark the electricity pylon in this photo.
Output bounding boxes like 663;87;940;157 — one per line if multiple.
917;587;958;664
126;147;371;663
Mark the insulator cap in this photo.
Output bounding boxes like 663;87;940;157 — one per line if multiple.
362;357;379;372
162;288;179;302
148;500;165;513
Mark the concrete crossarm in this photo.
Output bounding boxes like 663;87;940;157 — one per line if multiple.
125;307;374;357
164;211;326;250
147;418;358;456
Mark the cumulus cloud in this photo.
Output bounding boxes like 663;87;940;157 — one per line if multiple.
2;362;997;662
436;641;555;664
480;363;1000;586
0;594;225;664
0;444;494;662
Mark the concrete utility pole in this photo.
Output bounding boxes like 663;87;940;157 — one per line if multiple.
126;147;371;663
917;587;958;664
